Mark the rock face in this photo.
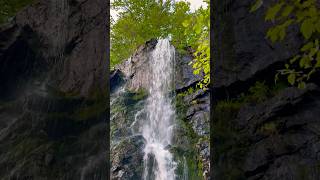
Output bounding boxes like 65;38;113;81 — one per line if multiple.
0;0;107;179
212;0;320;179
110;40;210;179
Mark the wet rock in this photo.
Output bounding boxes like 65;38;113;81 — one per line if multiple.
111;135;146;180
110;69;125;93
115;39;203;92
116;39;157;91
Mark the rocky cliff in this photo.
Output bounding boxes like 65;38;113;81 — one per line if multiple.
212;0;320;179
110;39;210;179
0;0;108;179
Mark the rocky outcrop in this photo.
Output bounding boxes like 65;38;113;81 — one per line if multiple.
111;135;145;180
0;0;107;179
111;40;210;179
213;0;302;91
212;0;320;179
115;39;202;92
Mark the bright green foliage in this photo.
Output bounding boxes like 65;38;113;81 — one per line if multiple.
251;0;320;88
0;0;35;23
182;0;210;89
111;0;192;68
111;0;210;90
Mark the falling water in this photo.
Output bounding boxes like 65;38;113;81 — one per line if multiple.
142;39;177;180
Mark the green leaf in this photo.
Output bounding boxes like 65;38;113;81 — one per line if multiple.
281;5;294;18
302;0;314;8
300;56;308;68
290;55;300;64
309;48;317;57
266;27;280;42
301;18;315;39
265;3;284;21
301;41;314;51
288;73;296;85
279;28;286;40
308;6;317;17
316;21;320;33
316;52;320;68
182;20;189;27
250;0;263;12
195;26;201;34
298;82;306;89
306;57;312;68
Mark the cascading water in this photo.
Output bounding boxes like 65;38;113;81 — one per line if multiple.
142;39;177;180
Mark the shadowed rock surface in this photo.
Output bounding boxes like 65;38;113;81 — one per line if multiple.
212;0;320;179
0;0;107;179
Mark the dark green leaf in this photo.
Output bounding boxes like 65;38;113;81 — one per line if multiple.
301;18;315;39
250;0;263;12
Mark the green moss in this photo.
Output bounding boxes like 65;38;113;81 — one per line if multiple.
173;91;206;179
212;81;289;179
212;99;248;179
171;147;204;180
132;88;148;101
0;0;36;24
260;121;278;135
72;102;105;121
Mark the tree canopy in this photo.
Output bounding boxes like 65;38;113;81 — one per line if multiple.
111;0;210;88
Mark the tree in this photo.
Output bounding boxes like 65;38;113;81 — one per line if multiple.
111;0;191;68
182;0;210;89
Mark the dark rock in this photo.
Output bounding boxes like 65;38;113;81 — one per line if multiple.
213;0;302;90
0;0;108;179
175;51;203;90
212;0;320;179
110;69;125;93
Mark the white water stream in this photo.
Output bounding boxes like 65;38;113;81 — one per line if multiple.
142;39;177;180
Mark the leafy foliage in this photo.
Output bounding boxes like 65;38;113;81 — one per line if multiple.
111;0;210;90
0;0;35;23
251;0;320;88
182;0;210;89
111;0;192;68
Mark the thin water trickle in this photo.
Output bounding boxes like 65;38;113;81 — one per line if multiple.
183;157;189;180
142;39;177;180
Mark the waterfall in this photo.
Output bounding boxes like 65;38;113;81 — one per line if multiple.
142;39;177;180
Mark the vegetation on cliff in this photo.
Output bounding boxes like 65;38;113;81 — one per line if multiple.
111;0;210;88
252;0;320;88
